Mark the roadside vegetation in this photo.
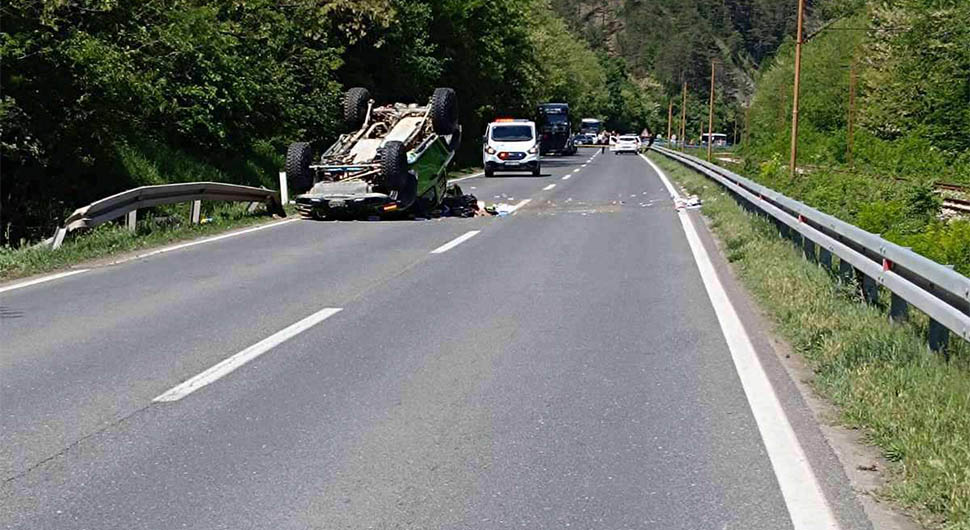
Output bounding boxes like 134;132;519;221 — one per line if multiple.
650;152;970;529
738;0;970;274
1;0;663;249
0;203;286;282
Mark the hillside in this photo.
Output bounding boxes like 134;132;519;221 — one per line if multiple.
550;0;808;102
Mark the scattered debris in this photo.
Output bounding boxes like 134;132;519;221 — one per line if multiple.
675;195;702;210
493;203;516;216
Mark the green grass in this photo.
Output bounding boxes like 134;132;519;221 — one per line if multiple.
0;202;290;282
648;152;970;529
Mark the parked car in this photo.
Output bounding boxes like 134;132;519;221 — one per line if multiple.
288;87;460;219
611;135;640;155
483;119;541;177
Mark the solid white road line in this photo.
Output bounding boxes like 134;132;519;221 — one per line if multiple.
640;154;680;199
562;174;572;180
447;171;485;184
430;230;481;254
642;154;840;530
0;219;299;295
542;184;556;191
154;307;343;402
110;218;298;266
0;269;90;295
508;198;532;213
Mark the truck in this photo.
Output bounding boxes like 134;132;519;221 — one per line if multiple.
579;118;602;135
536;103;576;155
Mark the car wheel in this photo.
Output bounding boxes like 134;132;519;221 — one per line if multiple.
343;87;371;131
396;171;418;210
532;165;541;177
380;141;408;192
430;87;458;136
447;126;462;152
485;169;494;178
285;142;313;190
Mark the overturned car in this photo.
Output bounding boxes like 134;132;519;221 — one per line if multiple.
288;87;461;219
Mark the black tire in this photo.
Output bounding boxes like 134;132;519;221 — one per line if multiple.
430;87;458;135
485;168;494;178
532;164;541;177
285;142;313;190
396;172;418;210
343;87;371;131
380;141;408;191
447;126;462;152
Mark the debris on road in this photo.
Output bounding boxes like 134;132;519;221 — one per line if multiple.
675;195;702;210
493;203;515;216
438;189;484;218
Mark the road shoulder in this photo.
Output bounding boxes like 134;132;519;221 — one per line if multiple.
646;153;922;530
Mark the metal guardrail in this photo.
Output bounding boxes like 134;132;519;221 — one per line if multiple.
48;182;283;249
652;146;970;351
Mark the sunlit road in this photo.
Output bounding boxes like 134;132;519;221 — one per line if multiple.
1;150;872;529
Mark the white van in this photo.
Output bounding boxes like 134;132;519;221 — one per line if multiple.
483;119;541;177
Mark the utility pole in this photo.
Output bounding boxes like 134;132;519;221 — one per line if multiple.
789;0;806;177
707;60;716;162
847;59;857;168
667;100;674;143
744;105;750;146
680;81;687;150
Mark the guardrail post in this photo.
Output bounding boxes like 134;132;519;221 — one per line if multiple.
838;259;854;284
928;319;949;355
777;220;789;239
857;269;878;304
818;247;832;269
126;210;137;232
802;237;817;263
279;171;289;205
51;227;67;250
889;293;908;323
190;200;202;224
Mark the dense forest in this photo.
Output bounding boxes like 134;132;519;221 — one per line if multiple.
550;0;810;139
1;0;663;246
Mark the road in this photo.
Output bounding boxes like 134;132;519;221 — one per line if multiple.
1;150;872;529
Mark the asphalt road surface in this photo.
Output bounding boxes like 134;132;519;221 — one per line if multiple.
2;150;873;529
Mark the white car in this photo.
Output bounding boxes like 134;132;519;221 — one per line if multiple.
483;119;541;177
611;135;641;155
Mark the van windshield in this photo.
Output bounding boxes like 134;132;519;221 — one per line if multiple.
491;125;534;142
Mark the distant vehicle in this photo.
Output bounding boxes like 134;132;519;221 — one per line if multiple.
573;133;596;146
611;135;640;155
483;119;541;177
701;133;728;147
289;87;460;219
580;118;602;134
536;103;574;155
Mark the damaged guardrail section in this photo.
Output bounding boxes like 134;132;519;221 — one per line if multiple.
651;145;970;353
47;182;283;250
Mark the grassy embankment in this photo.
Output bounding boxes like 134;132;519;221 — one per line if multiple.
647;152;970;529
0;202;290;283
